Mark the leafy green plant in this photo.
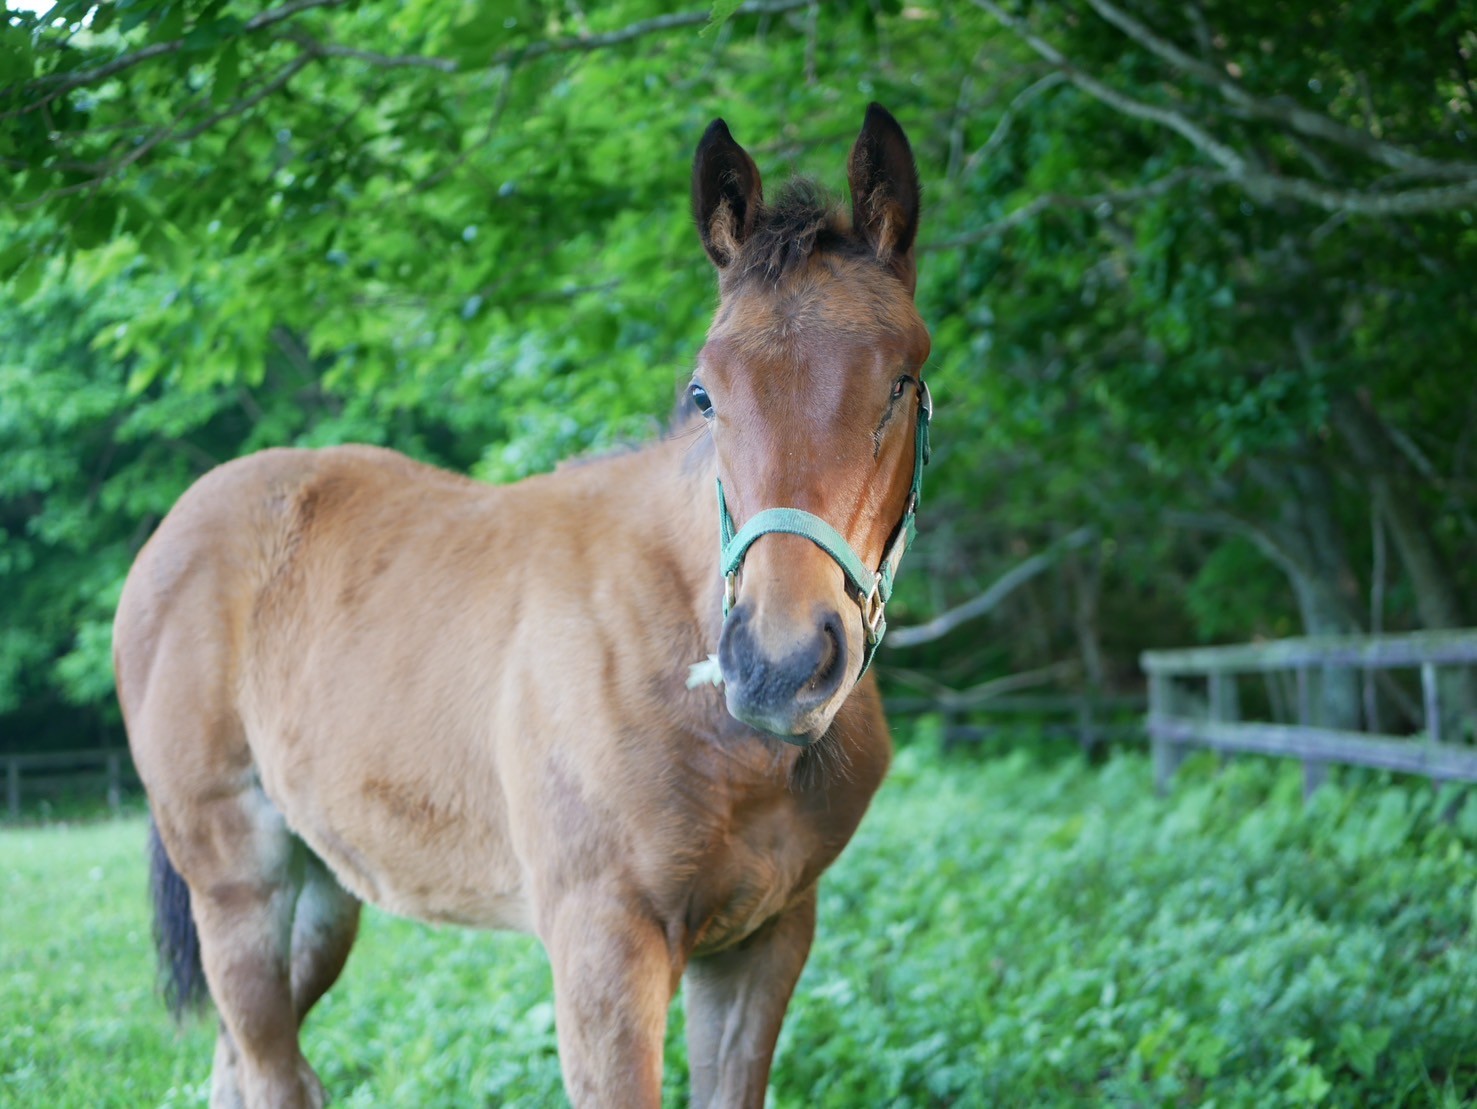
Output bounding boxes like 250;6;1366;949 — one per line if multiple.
5;743;1477;1106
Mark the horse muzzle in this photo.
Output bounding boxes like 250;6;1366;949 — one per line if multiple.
717;602;848;743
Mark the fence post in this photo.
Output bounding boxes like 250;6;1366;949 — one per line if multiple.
1150;671;1184;795
1362;664;1380;734
939;705;963;753
1209;670;1239;768
1297;665;1327;799
1075;697;1099;756
6;760;18;820
106;753;122;814
1422;662;1442;743
1209;671;1237;720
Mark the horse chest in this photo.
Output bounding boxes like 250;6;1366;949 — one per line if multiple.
671;795;828;956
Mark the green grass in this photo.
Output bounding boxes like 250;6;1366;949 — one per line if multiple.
4;743;1477;1107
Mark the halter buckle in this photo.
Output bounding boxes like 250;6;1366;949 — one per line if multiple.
861;584;886;644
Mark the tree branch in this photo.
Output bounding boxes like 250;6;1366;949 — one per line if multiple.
8;0;817;139
926;168;1228;250
970;0;1249;174
1081;0;1477;180
18;50;320;208
970;0;1477;220
242;0;351;35
1164;507;1310;587
883;661;1081;710
180;51;319;144
1245;173;1477;215
9;0;350;118
276;33;458;72
961;71;1066;178
282;0;814;74
887;527;1098;648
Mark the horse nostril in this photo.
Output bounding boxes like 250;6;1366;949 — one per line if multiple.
807;628;837;692
804;611;847;700
717;603;754;685
719;603;849;734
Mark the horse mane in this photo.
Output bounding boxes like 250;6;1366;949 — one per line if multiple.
729;180;868;286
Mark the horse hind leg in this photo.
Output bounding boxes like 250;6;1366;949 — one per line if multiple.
289;848;361;1023
154;779;346;1109
204;842;360;1109
123;552;356;1106
150;819;359;1032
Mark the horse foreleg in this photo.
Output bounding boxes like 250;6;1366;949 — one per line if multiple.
683;890;817;1109
544;895;683;1109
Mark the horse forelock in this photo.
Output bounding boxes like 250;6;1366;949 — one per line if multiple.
724;179;861;286
708;180;920;364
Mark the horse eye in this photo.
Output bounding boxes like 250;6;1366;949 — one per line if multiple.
892;375;912;399
690;383;714;417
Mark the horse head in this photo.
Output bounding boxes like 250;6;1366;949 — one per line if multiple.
690;104;932;742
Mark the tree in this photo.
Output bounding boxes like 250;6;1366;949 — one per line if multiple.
934;0;1477;722
2;0;1474;750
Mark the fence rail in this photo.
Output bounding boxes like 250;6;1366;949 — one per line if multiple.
3;747;139;819
887;692;1146;750
1142;629;1477;796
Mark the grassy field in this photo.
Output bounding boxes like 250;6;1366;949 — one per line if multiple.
4;740;1477;1107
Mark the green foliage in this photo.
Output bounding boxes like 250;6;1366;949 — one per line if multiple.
1185;537;1303;641
774;745;1477;1106
0;272;499;733
2;0;1475;748
5;745;1477;1105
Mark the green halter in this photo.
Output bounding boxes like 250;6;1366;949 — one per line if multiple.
716;381;932;679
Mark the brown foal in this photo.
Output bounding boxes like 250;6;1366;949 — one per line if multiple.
115;104;931;1108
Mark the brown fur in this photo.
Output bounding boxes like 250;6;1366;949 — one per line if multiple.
116;106;928;1108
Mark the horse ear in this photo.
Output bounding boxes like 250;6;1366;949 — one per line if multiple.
692;118;764;269
847;103;920;276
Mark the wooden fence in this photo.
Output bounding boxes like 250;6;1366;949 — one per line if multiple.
1142;629;1477;796
3;747;139;819
886;692;1146;751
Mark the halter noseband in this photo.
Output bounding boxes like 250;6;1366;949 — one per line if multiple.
715;380;932;679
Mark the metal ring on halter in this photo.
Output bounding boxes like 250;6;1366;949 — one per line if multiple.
861;585;886;644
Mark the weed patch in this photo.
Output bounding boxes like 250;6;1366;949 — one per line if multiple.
3;745;1475;1106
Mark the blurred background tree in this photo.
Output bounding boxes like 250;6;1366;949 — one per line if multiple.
2;0;1474;754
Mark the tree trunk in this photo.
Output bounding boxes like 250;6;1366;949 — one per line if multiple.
1065;546;1107;689
1329;391;1475;735
1330;392;1469;630
1239;456;1364;729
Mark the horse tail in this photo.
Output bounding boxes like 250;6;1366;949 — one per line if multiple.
148;817;208;1019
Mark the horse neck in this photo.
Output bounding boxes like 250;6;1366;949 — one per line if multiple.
615;424;726;646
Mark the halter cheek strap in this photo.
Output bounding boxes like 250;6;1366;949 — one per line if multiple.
716;381;932;678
